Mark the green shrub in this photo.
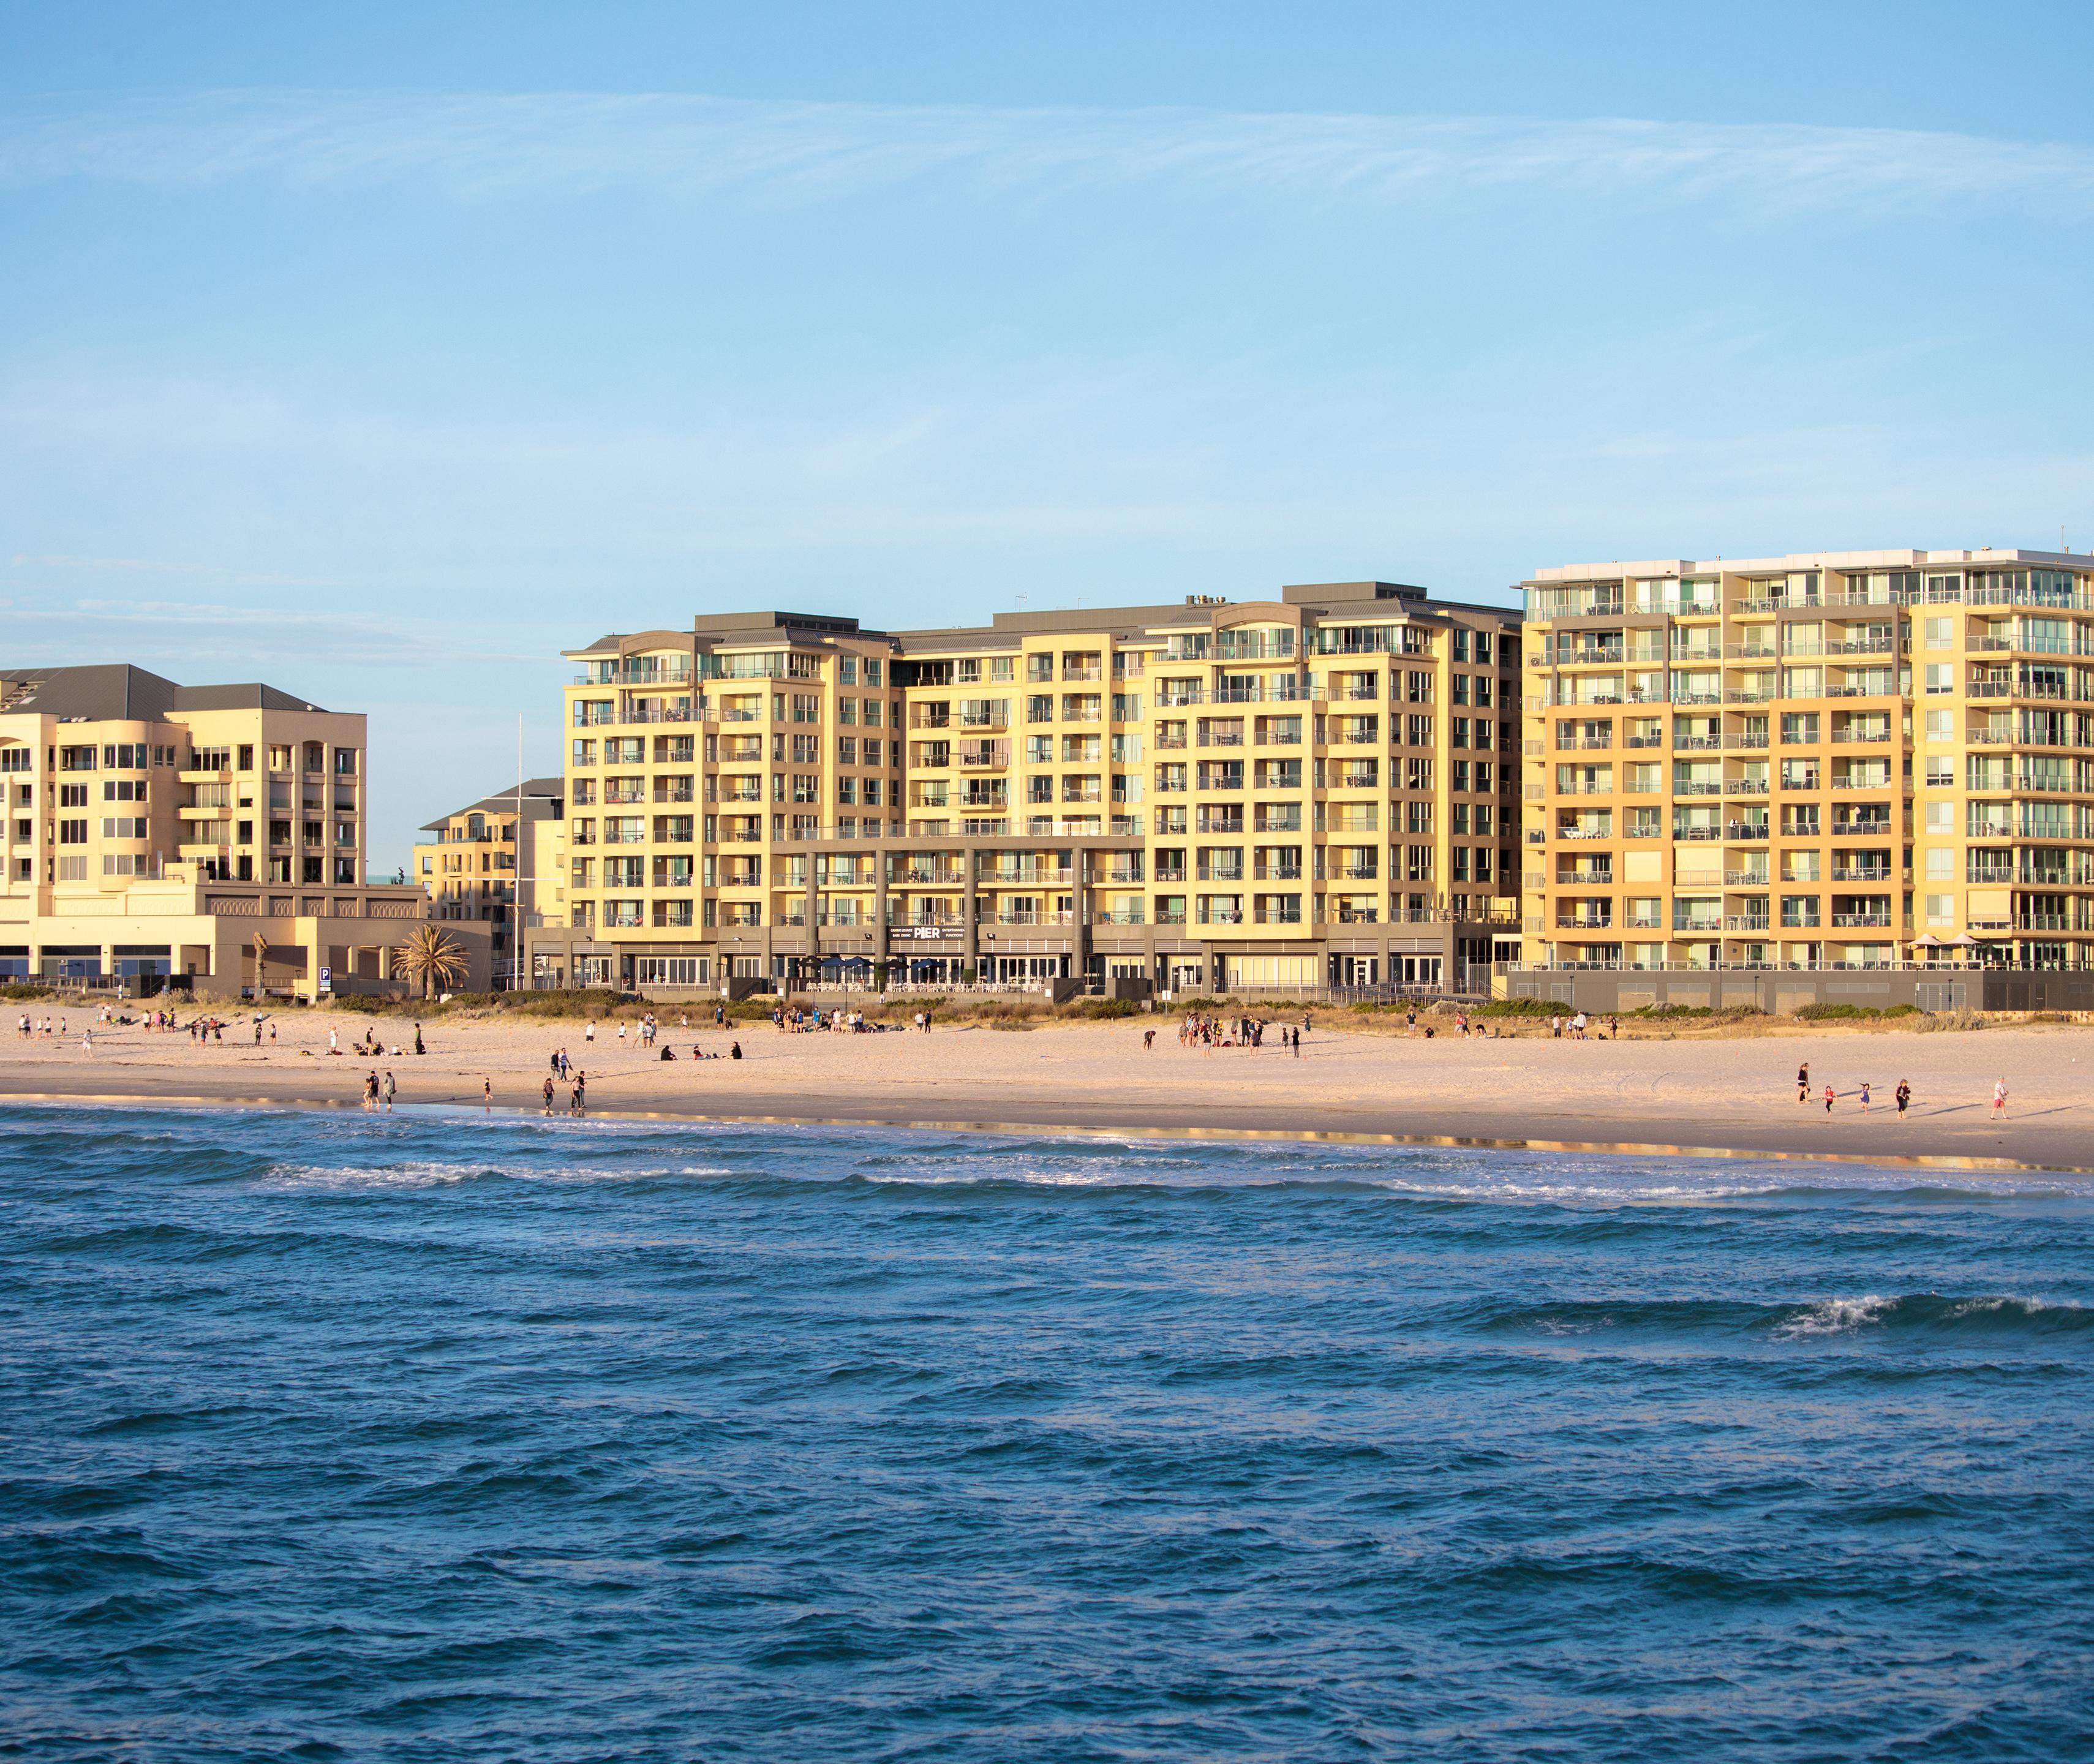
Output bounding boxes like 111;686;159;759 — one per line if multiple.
1475;998;1559;1017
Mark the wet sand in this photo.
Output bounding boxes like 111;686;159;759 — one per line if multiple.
1;1009;2085;1173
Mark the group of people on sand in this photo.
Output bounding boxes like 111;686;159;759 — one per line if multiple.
771;1003;875;1033
1795;1060;1953;1120
1545;1011;1614;1041
1166;1012;1306;1054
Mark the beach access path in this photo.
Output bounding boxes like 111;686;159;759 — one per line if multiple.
1;1008;2086;1172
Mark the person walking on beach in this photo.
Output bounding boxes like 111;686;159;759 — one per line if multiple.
1859;1080;1872;1113
1797;1061;1810;1104
1993;1078;2009;1121
1143;1029;1155;1050
1825;1082;1836;1115
1896;1079;1911;1119
329;1026;339;1056
484;1077;493;1111
542;1076;555;1114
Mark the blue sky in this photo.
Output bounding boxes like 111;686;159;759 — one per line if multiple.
4;1;2093;866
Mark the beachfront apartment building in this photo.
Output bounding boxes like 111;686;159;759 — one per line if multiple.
527;583;1524;997
0;663;486;998
1512;548;2094;1010
415;777;565;986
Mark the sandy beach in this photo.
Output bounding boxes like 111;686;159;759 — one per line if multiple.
1;1006;2085;1172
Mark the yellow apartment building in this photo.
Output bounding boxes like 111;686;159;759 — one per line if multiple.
1510;548;2094;1013
414;777;565;987
0;663;488;998
526;584;1524;998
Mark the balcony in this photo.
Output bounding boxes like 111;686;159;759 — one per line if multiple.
1831;866;1892;883
1724;823;1771;842
1723;779;1769;795
1723;917;1772;933
1724;870;1771;886
1831;913;1894;928
1252;864;1302;880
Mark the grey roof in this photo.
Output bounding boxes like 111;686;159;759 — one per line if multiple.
0;664;328;720
421;777;565;832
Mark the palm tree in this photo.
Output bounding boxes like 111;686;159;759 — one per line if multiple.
393;924;470;1000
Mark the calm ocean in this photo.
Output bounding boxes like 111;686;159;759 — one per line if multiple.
2;1106;2090;1762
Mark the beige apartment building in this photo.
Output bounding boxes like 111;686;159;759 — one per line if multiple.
1510;548;2094;1012
0;663;487;998
527;584;1523;997
415;777;565;986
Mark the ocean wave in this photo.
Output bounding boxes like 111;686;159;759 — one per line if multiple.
1477;1292;2089;1344
258;1158;739;1191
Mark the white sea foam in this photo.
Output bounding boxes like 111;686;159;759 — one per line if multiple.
1772;1295;1897;1339
261;1159;735;1191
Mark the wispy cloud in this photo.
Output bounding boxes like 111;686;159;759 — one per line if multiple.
0;595;549;669
4;90;2092;216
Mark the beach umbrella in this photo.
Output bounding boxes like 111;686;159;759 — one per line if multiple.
1911;933;1940;946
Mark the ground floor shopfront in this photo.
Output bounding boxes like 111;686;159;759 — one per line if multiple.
0;876;486;1001
525;916;1521;1001
1496;962;2094;1015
